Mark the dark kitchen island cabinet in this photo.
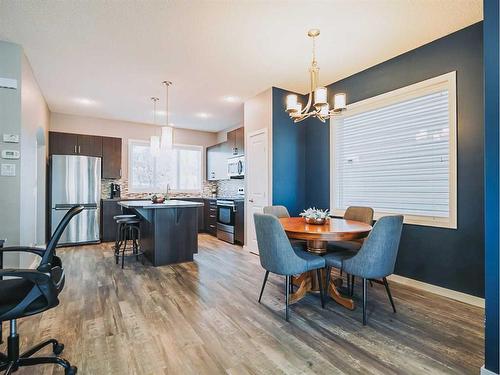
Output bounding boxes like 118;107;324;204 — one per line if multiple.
118;200;204;266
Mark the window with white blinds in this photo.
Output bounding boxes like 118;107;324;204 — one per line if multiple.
331;72;457;228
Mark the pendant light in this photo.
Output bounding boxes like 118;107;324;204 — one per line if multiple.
150;97;160;155
160;81;173;150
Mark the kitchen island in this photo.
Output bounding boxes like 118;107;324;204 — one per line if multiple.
118;200;204;266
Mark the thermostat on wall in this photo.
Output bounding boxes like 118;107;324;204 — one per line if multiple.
1;150;20;159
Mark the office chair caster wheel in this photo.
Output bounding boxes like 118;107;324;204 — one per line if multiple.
53;342;64;355
65;365;77;375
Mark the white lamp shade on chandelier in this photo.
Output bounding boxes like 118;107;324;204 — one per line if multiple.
285;29;347;123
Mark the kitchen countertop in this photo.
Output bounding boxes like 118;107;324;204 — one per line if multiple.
103;196;245;202
118;200;204;209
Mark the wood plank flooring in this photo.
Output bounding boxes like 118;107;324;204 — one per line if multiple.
2;234;483;374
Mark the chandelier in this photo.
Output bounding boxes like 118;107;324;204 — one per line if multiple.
286;29;347;123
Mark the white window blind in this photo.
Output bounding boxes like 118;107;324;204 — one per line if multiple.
128;140;202;193
331;72;457;228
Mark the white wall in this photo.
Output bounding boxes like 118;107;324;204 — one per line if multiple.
20;54;50;258
243;88;273;249
50;113;218;180
0;42;49;268
0;41;22;267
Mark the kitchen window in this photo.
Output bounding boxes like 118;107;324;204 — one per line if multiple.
330;72;457;228
128;140;202;193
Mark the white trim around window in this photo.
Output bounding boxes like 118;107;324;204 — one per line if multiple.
128;139;203;194
330;72;457;229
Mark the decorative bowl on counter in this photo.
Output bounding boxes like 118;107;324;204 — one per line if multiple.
151;194;166;204
300;207;330;225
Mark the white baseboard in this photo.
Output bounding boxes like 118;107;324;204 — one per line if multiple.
481;365;499;375
387;274;485;308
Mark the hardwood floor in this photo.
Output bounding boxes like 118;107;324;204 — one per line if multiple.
3;234;483;374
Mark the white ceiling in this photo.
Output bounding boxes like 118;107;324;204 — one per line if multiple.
0;0;482;132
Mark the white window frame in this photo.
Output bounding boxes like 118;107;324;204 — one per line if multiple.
330;71;457;229
128;139;203;194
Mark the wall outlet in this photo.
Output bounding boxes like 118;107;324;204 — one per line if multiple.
1;163;16;176
2;134;19;143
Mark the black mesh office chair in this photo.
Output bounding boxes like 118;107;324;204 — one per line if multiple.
0;205;83;375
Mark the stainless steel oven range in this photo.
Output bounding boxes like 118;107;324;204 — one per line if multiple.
216;200;237;244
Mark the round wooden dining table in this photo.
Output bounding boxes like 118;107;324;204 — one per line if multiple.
279;217;372;310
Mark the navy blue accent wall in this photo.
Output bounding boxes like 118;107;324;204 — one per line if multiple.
304;117;330;209
484;0;499;372
272;87;306;216
273;23;484;297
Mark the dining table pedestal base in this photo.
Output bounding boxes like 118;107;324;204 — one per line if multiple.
289;269;355;310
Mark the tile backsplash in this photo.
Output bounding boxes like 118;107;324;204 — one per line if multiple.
101;178;244;199
216;179;245;197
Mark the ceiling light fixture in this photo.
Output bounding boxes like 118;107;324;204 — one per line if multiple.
223;96;240;103
160;81;173;150
74;97;97;106
196;112;211;119
150;97;160;155
286;29;347;123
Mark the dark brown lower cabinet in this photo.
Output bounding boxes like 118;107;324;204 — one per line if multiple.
181;198;204;233
234;200;244;244
204;199;217;236
101;199;123;242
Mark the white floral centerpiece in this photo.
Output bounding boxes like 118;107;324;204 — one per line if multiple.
299;207;330;225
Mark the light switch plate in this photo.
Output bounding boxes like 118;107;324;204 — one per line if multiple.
2;134;19;143
1;163;16;176
1;150;20;159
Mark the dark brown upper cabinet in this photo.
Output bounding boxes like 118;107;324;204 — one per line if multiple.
49;132;79;155
77;134;103;157
49;131;122;179
102;136;122;179
49;131;102;157
227;127;244;156
206;127;244;181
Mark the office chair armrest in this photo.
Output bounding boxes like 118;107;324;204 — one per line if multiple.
0;268;51;284
0;246;45;257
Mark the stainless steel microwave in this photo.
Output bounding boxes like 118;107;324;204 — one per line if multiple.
227;155;244;178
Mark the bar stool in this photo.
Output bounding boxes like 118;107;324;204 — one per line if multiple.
113;214;136;255
115;218;143;268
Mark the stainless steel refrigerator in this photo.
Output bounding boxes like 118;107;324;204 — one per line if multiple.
50;155;101;245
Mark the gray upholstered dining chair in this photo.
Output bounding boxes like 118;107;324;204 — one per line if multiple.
328;206;374;252
263;205;307;260
324;215;403;325
254;213;325;321
263;205;291;218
